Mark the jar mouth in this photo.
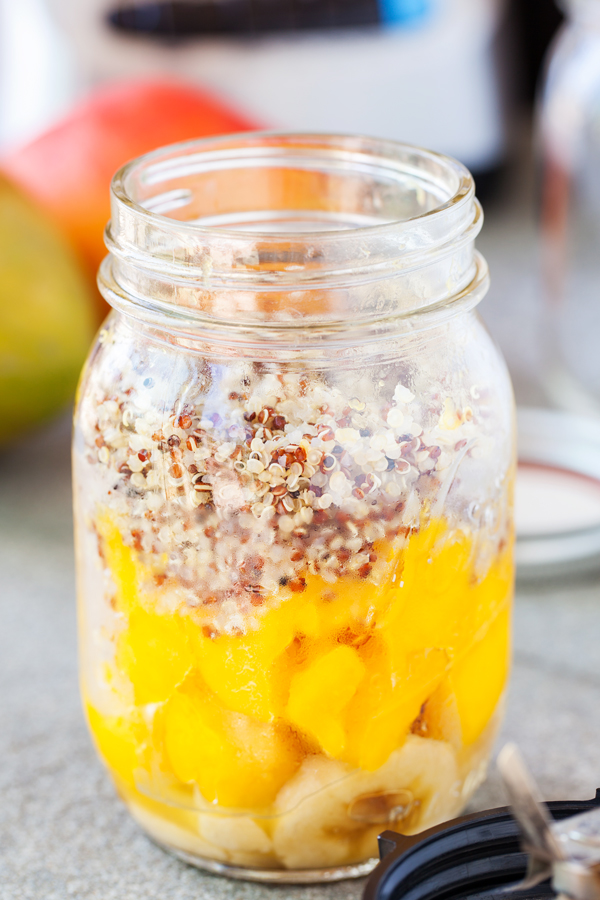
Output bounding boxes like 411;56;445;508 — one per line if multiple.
111;132;474;239
104;132;484;325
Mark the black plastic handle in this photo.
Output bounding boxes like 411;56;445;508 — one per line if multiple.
363;790;600;900
108;0;384;37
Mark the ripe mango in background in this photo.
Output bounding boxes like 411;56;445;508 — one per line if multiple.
0;175;94;445
0;80;260;322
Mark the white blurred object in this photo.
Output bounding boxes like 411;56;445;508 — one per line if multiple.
0;0;75;149
538;0;600;415
516;407;600;579
45;0;507;172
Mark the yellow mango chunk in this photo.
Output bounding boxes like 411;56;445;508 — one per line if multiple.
300;576;372;634
117;607;193;704
338;632;394;763
96;507;514;807
418;677;462;749
96;512;192;703
344;647;449;771
379;530;512;672
381;528;473;656
286;645;366;758
188;597;317;722
86;703;144;788
163;672;300;809
450;606;511;745
96;510;169;615
97;514;140;614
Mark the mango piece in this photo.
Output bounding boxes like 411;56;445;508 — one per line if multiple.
2;80;259;318
344;648;449;771
86;703;144;788
379;529;512;670
300;575;377;635
0;174;94;443
417;678;462;749
163;672;300;809
286;645;366;758
117;607;193;704
189;597;316;722
96;509;513;806
340;632;395;764
96;514;192;703
97;514;140;615
381;527;473;656
450;606;511;745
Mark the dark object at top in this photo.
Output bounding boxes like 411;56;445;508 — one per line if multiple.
107;0;420;37
363;792;600;900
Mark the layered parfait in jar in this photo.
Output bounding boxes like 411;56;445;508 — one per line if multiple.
73;134;514;880
75;330;513;877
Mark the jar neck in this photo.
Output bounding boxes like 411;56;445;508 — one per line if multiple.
101;252;489;359
100;133;487;343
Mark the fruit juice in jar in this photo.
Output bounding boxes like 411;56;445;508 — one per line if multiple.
73;134;515;881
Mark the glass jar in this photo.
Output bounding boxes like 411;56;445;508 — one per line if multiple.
539;0;600;414
73;134;515;882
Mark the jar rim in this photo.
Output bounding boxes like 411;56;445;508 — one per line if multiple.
110;131;475;243
103;132;485;330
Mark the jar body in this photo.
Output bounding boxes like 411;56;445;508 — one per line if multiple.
539;4;600;413
74;306;514;879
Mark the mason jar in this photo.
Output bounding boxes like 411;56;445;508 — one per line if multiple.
539;0;600;414
73;133;515;882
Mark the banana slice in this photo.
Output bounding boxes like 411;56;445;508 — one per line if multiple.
126;797;228;862
129;796;279;869
272;735;460;870
198;815;271;855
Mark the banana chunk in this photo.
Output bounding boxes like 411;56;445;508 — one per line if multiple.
272;736;460;870
126;798;228;863
198;814;273;856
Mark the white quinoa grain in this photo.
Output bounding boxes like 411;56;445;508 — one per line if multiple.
146;493;162;512
387;407;405;429
349;398;366;411
128;456;145;473
386;482;403;498
300;506;313;525
394;384;415;404
329;471;348;495
335;427;360;444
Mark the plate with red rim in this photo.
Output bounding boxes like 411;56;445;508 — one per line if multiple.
515;407;600;579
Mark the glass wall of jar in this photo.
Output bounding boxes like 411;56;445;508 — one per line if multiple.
73;134;515;882
539;0;600;414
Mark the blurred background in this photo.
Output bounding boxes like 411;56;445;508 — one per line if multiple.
2;0;589;568
0;0;568;411
5;2;600;898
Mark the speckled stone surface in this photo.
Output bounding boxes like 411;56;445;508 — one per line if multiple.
3;169;600;898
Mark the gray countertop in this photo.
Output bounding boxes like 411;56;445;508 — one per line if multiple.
3;158;600;899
